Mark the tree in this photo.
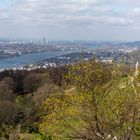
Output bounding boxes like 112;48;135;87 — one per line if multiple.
39;61;140;140
0;101;19;125
23;73;43;96
2;77;16;92
0;77;16;101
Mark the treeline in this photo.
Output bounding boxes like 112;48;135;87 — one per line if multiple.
0;66;68;94
0;61;138;140
0;66;68;139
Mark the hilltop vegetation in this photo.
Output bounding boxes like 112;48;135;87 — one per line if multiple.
0;60;140;140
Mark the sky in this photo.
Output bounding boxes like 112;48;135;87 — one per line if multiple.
1;0;140;41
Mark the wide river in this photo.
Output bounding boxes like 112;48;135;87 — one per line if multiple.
0;51;70;69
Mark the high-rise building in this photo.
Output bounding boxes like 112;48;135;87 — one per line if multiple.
42;37;48;44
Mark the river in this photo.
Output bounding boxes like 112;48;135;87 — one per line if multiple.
0;51;70;68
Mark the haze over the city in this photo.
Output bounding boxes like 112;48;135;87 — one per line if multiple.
1;0;140;40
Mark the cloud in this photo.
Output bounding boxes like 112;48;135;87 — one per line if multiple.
0;0;140;40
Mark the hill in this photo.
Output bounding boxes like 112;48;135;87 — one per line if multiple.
0;60;140;139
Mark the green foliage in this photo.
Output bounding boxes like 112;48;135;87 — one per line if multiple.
39;61;140;140
0;61;140;139
0;124;14;139
65;61;112;92
16;95;25;108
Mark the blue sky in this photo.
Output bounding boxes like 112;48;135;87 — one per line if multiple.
0;0;140;40
0;0;11;7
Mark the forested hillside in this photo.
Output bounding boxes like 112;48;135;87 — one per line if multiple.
0;60;140;140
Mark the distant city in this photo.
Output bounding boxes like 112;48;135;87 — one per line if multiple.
0;38;140;71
